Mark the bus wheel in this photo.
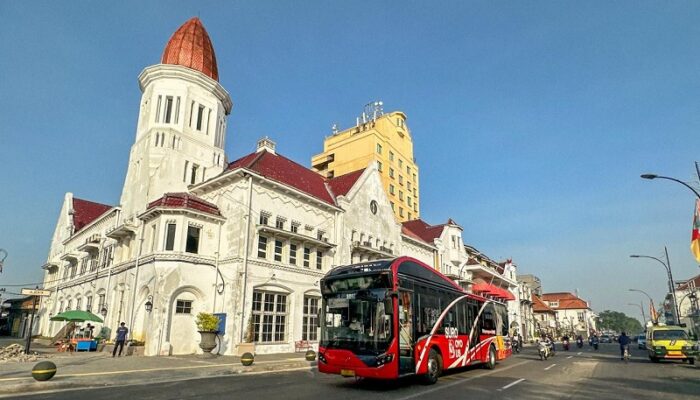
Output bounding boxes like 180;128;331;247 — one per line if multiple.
422;349;442;385
484;346;497;370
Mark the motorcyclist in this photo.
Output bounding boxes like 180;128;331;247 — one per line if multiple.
562;334;570;350
618;332;631;360
591;333;599;350
576;335;584;347
547;333;556;352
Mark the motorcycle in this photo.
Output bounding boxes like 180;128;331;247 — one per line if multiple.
593;341;599;351
511;338;520;354
563;339;570;351
538;341;549;360
577;338;584;348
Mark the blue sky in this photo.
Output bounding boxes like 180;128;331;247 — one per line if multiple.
1;1;699;321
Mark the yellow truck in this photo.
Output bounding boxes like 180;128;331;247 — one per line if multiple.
645;325;697;365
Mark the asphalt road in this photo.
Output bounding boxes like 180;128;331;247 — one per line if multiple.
17;343;699;400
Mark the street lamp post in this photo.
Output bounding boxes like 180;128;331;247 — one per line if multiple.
630;250;681;325
641;173;700;200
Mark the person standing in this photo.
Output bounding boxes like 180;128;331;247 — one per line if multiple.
618;332;631;360
112;322;129;357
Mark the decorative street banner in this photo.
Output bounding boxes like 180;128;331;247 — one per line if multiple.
691;199;700;263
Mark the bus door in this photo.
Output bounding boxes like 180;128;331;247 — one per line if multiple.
398;290;414;374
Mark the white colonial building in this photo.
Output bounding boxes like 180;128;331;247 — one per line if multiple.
36;17;520;356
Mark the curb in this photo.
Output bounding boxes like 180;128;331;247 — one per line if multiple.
0;359;316;397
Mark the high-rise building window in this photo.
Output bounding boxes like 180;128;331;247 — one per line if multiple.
399;175;403;185
399;159;403;168
165;223;176;251
196;105;205;131
399;191;404;201
389;168;395;179
274;240;283;262
251;291;287;342
389;151;394;162
164;96;173;123
406;166;410;175
390;202;395;211
303;247;311;268
407;181;412;191
389;184;395;195
407;196;412;206
408;212;412;220
190;164;199;185
289;243;297;265
377;161;382;172
316;251;323;270
257;236;268;259
399;207;404;217
302;296;319;341
376;143;382;154
155;95;162;122
185;226;200;254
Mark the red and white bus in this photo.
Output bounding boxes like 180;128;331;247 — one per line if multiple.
318;256;512;384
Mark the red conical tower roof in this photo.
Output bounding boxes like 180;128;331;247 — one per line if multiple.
161;17;219;81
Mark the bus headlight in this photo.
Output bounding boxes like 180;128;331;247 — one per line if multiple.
318;352;327;364
376;353;394;366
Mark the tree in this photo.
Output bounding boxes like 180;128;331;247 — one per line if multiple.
598;310;643;334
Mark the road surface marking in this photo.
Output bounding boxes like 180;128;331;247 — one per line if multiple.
544;363;556;370
577;352;582;355
397;360;530;400
567;356;573;359
498;378;525;391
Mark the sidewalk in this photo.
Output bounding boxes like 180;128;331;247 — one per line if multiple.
0;341;316;398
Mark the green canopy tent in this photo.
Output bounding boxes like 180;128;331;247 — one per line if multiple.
50;310;103;323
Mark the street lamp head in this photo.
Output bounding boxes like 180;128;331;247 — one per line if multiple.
630;255;640;258
640;174;658;180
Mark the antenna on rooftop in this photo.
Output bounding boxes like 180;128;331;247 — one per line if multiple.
360;101;384;125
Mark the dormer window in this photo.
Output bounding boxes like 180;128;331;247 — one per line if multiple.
275;217;285;230
291;221;300;233
259;212;270;226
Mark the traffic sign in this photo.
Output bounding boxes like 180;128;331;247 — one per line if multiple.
21;288;51;296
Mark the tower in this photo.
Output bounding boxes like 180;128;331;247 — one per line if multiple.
119;17;233;220
311;102;420;222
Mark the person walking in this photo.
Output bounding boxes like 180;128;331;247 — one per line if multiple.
112;322;129;357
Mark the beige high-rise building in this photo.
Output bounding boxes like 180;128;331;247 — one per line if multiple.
311;102;420;222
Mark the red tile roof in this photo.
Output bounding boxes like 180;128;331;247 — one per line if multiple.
676;274;700;291
401;219;448;243
162;17;219;81
147;193;221;217
327;169;365;198
541;292;589;309
72;198;112;233
532;295;556;313
227;150;336;205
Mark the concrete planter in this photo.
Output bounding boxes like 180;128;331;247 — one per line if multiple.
198;331;218;353
236;342;255;356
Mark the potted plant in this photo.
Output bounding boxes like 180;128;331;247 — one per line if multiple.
195;312;220;354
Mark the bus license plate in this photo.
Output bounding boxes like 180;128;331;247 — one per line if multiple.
341;369;356;377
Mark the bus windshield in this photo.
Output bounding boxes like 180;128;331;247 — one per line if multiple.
321;287;393;355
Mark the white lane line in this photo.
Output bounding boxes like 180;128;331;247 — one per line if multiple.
544;363;557;371
397;360;530;400
577;352;582;355
498;378;526;391
567;356;573;359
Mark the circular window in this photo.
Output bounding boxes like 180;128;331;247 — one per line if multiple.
370;200;378;215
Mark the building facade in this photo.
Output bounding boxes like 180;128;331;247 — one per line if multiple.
36;17;520;357
541;292;597;337
311;104;420;222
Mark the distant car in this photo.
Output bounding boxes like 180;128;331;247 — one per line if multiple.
600;334;612;343
637;334;646;349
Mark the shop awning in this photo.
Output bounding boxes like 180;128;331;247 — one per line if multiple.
471;282;515;301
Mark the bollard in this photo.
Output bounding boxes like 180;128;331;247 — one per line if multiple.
32;361;57;381
305;349;316;361
241;352;254;366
